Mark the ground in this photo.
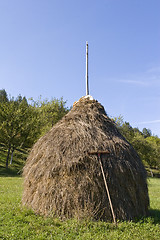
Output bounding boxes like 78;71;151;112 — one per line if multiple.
0;177;160;240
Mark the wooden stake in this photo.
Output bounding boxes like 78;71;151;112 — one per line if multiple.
97;153;117;225
88;151;117;225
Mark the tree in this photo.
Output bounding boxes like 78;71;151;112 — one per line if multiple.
0;96;41;168
145;136;160;168
112;115;124;128
113;116;137;141
113;115;160;170
131;133;157;167
31;97;69;134
0;89;8;102
0;93;69;168
142;128;152;138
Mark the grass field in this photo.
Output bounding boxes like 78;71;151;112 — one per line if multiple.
0;177;160;240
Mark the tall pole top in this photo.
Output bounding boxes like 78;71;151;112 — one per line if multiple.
86;41;89;96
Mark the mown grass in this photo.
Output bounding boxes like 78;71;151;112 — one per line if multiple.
148;178;160;221
0;177;160;240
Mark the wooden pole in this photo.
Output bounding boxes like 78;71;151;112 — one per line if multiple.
86;41;89;96
97;153;117;225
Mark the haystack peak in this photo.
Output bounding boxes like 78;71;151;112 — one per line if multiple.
73;95;94;108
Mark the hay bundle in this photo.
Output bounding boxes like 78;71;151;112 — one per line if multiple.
22;97;149;221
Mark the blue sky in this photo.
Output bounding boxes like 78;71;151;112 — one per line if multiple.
0;0;160;136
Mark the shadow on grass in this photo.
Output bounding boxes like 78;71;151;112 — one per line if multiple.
149;209;160;224
134;209;160;225
0;165;22;177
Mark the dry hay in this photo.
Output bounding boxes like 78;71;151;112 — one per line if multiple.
22;97;149;221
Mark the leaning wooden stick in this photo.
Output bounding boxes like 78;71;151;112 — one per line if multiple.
88;151;117;225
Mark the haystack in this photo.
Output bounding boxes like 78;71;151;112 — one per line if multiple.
22;97;149;221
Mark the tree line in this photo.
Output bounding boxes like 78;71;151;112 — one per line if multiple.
0;89;69;168
0;89;160;171
113;115;160;172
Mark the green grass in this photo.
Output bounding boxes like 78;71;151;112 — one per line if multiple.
0;177;160;240
148;178;160;221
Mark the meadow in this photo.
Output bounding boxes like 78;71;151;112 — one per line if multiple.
0;176;160;240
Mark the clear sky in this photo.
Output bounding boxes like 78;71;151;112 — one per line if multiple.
0;0;160;136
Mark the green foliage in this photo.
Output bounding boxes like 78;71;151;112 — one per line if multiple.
113;116;160;169
142;128;152;138
31;97;69;134
0;177;160;239
0;97;39;148
0;90;69;169
0;89;8;102
131;133;159;168
0;95;41;167
119;122;135;142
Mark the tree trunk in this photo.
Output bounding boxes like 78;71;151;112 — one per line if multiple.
150;168;153;178
6;145;11;168
10;149;14;165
